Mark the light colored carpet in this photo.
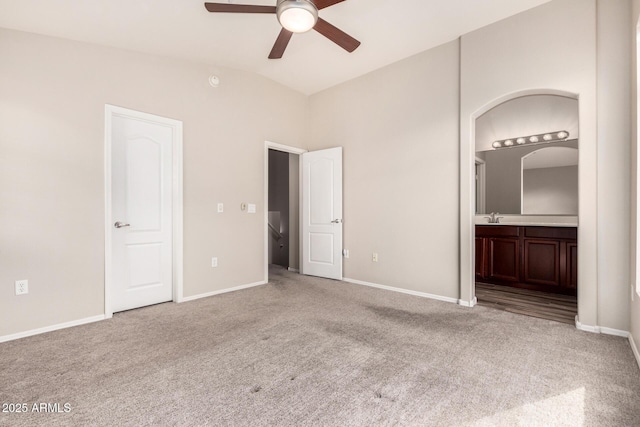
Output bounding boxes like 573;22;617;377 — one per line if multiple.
1;266;639;426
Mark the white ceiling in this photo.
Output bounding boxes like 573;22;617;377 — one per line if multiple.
0;0;551;95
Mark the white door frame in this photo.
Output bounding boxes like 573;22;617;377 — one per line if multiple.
264;141;307;283
104;105;184;318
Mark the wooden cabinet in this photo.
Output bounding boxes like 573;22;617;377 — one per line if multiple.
476;225;577;296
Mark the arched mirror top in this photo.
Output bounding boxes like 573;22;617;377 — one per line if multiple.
522;146;578;169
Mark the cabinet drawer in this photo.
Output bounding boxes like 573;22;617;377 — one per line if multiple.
524;226;577;240
476;225;519;238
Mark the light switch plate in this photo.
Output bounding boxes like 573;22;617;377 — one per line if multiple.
248;204;256;214
15;279;28;295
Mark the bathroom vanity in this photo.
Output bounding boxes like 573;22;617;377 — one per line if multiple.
475;224;577;296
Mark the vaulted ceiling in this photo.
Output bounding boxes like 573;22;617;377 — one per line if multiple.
0;0;551;94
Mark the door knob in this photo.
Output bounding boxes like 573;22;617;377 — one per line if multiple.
114;221;131;228
331;219;343;224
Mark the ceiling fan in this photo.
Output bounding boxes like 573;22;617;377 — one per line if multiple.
204;0;361;59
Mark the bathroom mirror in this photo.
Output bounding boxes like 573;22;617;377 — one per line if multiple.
475;94;579;215
521;147;578;215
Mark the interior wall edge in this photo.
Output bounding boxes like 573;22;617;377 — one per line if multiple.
180;280;267;303
343;278;459;305
0;315;106;344
630;333;640;371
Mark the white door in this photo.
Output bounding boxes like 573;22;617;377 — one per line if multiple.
110;114;174;312
301;147;343;280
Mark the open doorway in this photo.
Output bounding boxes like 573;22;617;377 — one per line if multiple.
263;142;344;282
264;142;306;281
472;94;579;324
268;149;299;271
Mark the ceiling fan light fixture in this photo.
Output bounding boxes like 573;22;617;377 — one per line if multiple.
277;0;318;33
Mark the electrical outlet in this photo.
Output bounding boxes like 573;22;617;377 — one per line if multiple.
343;249;349;258
211;257;218;268
372;252;378;262
217;203;224;213
15;279;28;295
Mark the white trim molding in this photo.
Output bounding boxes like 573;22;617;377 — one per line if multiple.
458;297;478;307
287;267;300;273
575;317;600;333
0;315;105;343
104;105;184;317
180;281;267;303
630;334;640;371
575;316;630;337
344;278;459;305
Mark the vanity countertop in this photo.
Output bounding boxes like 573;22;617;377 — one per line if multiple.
476;222;577;227
474;215;578;228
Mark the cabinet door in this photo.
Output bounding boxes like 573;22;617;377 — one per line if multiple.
475;237;486;279
523;239;560;287
488;238;520;282
566;242;578;289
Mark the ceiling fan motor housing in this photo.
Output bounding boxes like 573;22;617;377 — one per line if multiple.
276;0;319;33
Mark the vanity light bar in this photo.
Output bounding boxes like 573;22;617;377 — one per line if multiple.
492;130;570;149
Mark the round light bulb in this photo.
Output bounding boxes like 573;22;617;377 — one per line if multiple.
492;141;502;148
529;136;539;143
543;134;553;141
504;139;514;146
277;0;318;33
516;137;526;144
557;131;569;139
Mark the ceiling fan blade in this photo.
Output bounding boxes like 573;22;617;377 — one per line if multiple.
313;18;360;53
268;28;294;59
204;3;276;13
313;0;346;10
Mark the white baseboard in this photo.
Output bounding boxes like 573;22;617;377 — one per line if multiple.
630;333;640;371
575;316;630;337
343;277;459;305
180;280;267;303
458;297;478;307
288;267;300;273
575;317;600;333
0;315;106;344
600;326;630;337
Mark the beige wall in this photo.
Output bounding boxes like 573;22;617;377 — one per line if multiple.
0;28;308;337
631;0;640;359
308;41;460;298
596;0;631;332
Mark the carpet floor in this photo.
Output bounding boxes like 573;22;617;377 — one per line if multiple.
1;266;639;426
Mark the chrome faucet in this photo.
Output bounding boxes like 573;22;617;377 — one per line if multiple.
485;212;504;224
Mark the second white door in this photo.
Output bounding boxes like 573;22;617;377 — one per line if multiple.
301;147;343;280
110;112;174;312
